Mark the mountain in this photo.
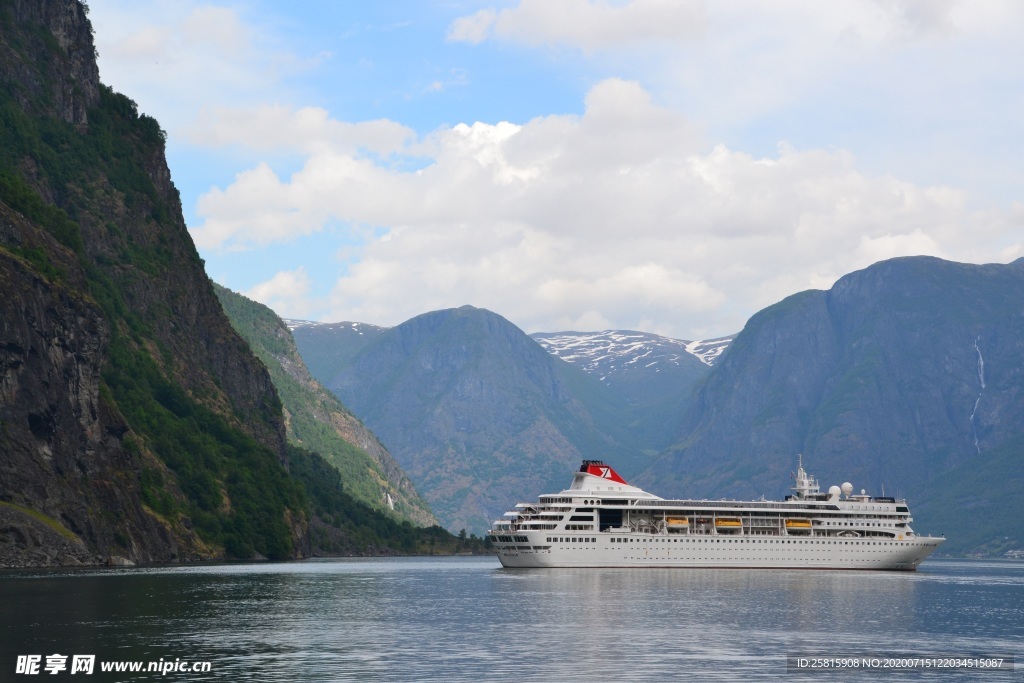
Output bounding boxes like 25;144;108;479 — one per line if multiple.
215;286;436;527
0;1;468;566
638;256;1024;555
531;330;731;449
293;323;733;454
0;0;302;564
311;306;649;533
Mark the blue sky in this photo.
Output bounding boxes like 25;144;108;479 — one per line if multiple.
88;0;1023;338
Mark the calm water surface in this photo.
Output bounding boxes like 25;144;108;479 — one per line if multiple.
1;557;1020;681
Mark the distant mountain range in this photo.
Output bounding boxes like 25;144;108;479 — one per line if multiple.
288;316;739;533
292;257;1024;555
294;306;650;533
291;322;731;459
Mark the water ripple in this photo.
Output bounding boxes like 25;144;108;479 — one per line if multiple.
1;558;1020;681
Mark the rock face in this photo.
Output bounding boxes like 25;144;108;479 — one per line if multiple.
0;0;99;125
638;256;1024;554
0;1;302;565
0;204;190;564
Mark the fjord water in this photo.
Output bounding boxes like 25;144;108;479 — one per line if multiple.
1;558;1020;681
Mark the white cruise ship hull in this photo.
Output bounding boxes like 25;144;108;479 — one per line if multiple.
496;533;943;570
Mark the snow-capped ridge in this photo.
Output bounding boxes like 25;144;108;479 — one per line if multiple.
530;330;733;384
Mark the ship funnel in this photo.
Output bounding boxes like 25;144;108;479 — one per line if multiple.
580;460;627;484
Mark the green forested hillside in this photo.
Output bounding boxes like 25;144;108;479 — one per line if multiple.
213;283;436;527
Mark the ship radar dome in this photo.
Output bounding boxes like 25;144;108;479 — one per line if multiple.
841;482;853;497
828;485;841;498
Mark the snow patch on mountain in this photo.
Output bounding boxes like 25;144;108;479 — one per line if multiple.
283;319;388;335
531;330;733;381
685;338;733;366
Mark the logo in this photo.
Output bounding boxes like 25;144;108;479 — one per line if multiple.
586;463;626;484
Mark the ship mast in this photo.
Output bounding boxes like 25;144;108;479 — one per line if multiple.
791;455;820;500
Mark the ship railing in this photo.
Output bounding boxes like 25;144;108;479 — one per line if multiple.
634;499;845;512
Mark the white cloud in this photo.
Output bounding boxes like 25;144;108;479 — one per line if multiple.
243;267;316;319
90;2;310;133
193;162;315;249
855;230;944;264
187;105;416;156
191;78;1020;337
448;0;1021;51
90;2;1023;337
446;0;1024;181
446;8;497;45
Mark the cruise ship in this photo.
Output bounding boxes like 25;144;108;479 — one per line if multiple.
489;459;944;570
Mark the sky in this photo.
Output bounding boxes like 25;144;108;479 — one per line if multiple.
87;0;1023;339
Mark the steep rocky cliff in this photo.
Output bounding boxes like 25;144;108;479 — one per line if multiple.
638;256;1024;554
0;0;301;564
0;0;99;126
0;202;191;566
